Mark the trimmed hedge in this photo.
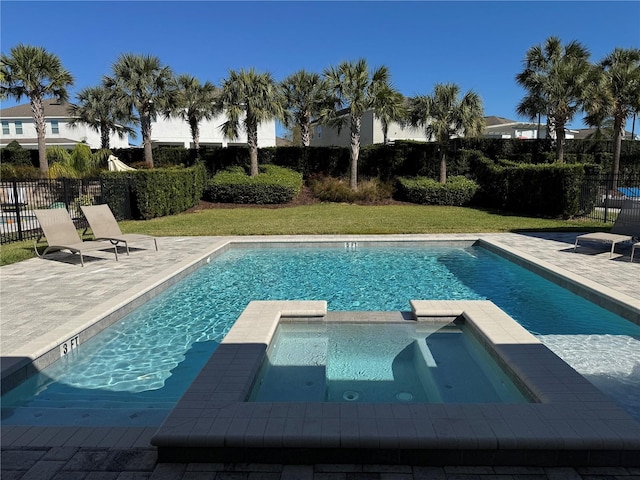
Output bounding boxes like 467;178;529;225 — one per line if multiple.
471;154;585;217
395;175;479;206
204;165;303;204
100;163;206;220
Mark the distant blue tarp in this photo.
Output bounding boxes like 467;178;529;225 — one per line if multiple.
618;187;640;198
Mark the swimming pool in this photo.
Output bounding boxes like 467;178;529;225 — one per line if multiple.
2;242;639;425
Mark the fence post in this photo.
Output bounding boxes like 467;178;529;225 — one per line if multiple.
11;180;24;241
603;174;612;223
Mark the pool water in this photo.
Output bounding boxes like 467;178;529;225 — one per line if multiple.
249;322;529;404
2;244;639;425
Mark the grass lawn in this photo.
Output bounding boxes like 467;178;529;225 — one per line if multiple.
0;203;608;266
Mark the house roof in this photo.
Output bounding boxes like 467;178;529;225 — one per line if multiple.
0;99;74;118
484;116;520;127
275;136;293;147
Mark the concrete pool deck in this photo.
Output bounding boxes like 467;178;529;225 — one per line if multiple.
1;233;640;477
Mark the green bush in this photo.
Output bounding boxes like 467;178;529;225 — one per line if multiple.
471;154;585;217
395;176;479;206
0;163;41;180
0;140;33;166
204;165;303;204
100;163;206;220
308;176;393;203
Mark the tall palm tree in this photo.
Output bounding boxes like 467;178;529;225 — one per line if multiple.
68;85;136;150
516;36;591;163
409;83;485;184
171;74;218;150
280;70;335;147
583;48;640;177
218;68;285;176
323;58;398;190
0;44;74;174
103;53;177;168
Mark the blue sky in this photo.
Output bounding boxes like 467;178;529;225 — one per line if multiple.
2;0;640;140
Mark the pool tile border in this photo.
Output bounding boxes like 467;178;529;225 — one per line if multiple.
151;300;640;466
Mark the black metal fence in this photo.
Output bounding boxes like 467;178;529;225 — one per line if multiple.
0;178;131;245
577;173;640;223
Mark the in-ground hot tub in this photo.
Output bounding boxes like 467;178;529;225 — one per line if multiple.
249;319;530;404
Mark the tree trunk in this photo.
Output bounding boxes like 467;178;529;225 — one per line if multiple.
350;114;361;191
439;149;447;184
141;113;154;168
611;115;624;177
247;117;259;177
555;121;565;163
190;119;200;150
30;96;48;176
301;112;310;147
100;121;110;150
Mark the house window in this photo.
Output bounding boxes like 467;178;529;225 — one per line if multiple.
1;121;9;135
14;121;23;135
51;120;59;134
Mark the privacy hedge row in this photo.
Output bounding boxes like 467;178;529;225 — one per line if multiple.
471;155;585;217
100;163;206;220
204;165;303;204
395;175;479;206
113;139;640;179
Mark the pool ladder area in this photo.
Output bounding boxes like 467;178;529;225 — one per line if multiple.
344;242;358;251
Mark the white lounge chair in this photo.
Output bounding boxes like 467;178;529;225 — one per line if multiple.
574;199;640;258
81;204;158;255
33;208;118;266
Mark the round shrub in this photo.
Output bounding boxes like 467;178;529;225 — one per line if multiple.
204;165;303;204
395;175;479;206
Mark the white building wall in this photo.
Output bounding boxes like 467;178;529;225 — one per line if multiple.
372;116;429;143
310;110;431;147
1;116;130;149
151;113;277;148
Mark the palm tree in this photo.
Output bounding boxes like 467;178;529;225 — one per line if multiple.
0;44;74;175
103;53;177;168
516;92;547;139
68;85;136;150
323;58;398;190
218;68;285;176
516;36;591;163
583;48;640;177
409;83;485;184
373;85;407;145
280;70;335;147
171;74;218;150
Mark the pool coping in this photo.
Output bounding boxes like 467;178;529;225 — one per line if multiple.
150;300;640;466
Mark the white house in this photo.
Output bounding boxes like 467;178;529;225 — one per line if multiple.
309;109;427;147
151;113;277;148
0;99;130;150
483;116;577;140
